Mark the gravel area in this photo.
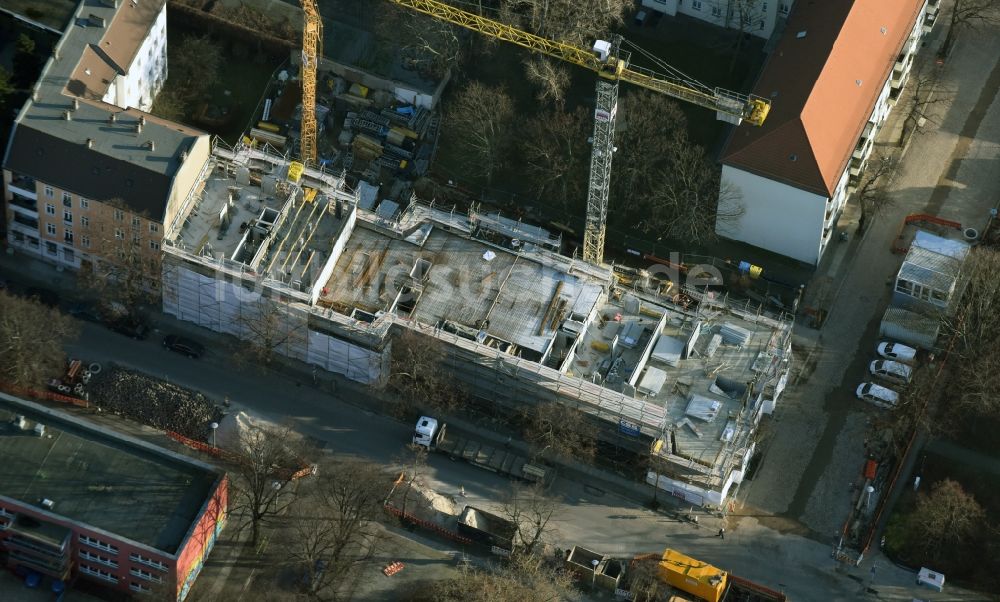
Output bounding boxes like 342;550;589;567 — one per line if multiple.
88;365;223;440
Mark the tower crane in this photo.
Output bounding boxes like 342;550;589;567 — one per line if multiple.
388;0;771;265
300;0;323;164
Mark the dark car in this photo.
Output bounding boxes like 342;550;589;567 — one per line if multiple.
25;287;60;307
108;317;150;340
163;334;205;358
67;303;103;323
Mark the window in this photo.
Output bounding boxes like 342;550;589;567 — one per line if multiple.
62;192;72;207
779;2;789;15
133;234;142;245
712;5;722;17
45;204;55;216
45;242;57;256
63;210;72;223
115;228;124;240
130;567;163;583
81;216;89;228
132;216;141;228
149;241;160;251
149;223;159;233
80;564;118;583
762;2;768;10
691;0;702;9
80;198;89;209
79;534;119;554
82;235;91;248
129;553;167;571
46;224;56;236
64;230;73;245
80;549;118;569
130;582;151;594
114;209;124;222
895;279;913;295
44;186;54;198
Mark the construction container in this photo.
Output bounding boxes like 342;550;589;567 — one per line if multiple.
656;549;726;602
879;306;940;350
348;83;369;98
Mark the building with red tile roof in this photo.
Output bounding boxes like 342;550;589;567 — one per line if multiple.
717;0;940;265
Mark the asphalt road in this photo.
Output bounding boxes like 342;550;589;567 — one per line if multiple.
51;313;984;601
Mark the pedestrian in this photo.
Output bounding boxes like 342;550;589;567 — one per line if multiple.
459;485;466;497
717;528;725;539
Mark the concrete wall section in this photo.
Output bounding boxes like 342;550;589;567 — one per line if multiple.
717;166;827;265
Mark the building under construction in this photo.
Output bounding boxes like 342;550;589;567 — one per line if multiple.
162;141;793;508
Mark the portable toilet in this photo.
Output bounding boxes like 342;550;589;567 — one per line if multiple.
916;567;945;592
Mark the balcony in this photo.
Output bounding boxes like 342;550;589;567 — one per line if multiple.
853;122;875;160
926;0;940;15
8;192;38;213
8;172;36;193
923;11;937;32
891;54;910;88
849;157;866;177
12;213;39;231
8;549;72;580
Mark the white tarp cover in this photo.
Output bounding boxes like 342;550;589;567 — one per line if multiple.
637;367;668;396
685;394;722;422
651;334;684;366
913;230;969;260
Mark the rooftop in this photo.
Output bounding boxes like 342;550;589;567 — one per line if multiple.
0;394;220;555
722;0;925;196
170;146;353;289
320;215;604;360
2;0;205;220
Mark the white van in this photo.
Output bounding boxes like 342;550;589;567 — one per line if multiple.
869;360;913;385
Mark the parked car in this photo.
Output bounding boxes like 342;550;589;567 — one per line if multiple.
869;359;913;385
25;287;59;307
163;334;205;358
877;341;917;364
108;317;150;340
856;382;900;409
67;303;102;323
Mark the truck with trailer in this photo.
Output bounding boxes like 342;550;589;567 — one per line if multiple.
456;505;517;555
629;548;787;602
411;416;548;483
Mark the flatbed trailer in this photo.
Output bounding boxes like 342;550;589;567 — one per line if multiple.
434;427;548;483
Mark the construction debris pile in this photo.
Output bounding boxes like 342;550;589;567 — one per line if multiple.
88;366;223;439
385;478;458;527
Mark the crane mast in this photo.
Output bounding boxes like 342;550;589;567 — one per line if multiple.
300;0;323;164
387;0;771;264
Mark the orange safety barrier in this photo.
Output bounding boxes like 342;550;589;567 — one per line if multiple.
383;504;474;546
891;213;962;254
0;383;90;409
383;561;405;576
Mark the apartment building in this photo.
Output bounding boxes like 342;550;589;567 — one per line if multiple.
641;0;793;40
716;0;933;265
0;393;227;600
2;0;210;270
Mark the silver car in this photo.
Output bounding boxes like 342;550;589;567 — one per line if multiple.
856;382;900;409
869;360;913;385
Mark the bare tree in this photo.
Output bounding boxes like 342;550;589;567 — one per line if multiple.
445;82;515;186
725;0;767;73
500;483;559;558
612;91;689;207
376;1;465;80
899;66;953;144
941;0;1000;57
78;198;162;320
628;554;668;602
904;479;985;563
520;106;590;213
287;458;386;600
430;553;575;602
170;34;223;106
641;139;745;244
233;296;308;369
0;292;78;389
524;57;571;107
854;151;897;233
393;443;429;518
521;401;597;463
227;423;311;546
388;328;464;414
496;0;631;47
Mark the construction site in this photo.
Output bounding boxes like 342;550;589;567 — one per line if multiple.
160;136;793;508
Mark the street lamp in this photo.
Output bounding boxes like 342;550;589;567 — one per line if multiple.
865;485;875;510
210;422;219;448
591;559;600;590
